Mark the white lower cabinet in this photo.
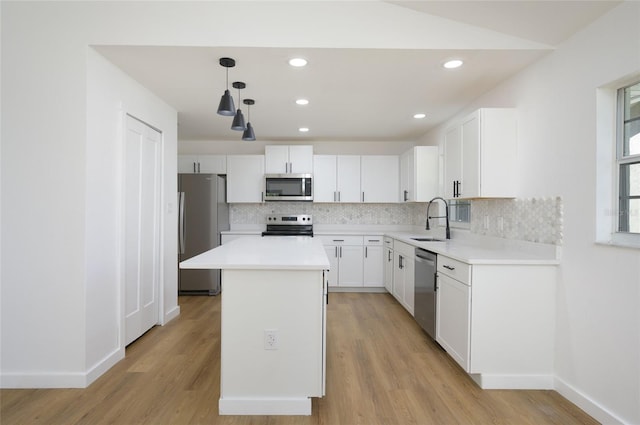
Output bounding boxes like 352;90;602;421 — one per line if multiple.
363;236;384;287
436;272;471;371
383;237;394;293
392;241;415;315
319;235;364;287
436;254;556;389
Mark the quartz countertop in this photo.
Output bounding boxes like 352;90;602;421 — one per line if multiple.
179;236;330;270
386;232;561;265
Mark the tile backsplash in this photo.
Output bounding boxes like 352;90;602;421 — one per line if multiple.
230;203;427;226
471;197;563;245
230;197;563;245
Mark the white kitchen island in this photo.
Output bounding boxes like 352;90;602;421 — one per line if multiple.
179;236;330;416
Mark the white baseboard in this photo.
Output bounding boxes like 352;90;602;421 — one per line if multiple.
328;287;387;293
219;397;312;415
470;373;554;389
85;347;125;387
554;376;625;425
163;305;180;325
1;347;125;389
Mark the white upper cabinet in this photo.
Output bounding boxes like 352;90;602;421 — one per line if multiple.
226;155;265;203
313;155;360;203
361;156;399;203
444;108;517;199
178;155;227;174
400;146;438;202
265;145;313;174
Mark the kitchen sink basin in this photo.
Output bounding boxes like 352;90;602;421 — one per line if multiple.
411;237;446;242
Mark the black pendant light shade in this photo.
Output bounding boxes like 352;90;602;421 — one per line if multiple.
217;89;235;116
217;58;236;116
231;82;247;131
242;99;256;141
231;109;246;131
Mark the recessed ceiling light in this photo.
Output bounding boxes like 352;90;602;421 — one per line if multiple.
289;58;308;67
298;127;310;133
413;113;426;119
296;99;309;105
443;59;463;69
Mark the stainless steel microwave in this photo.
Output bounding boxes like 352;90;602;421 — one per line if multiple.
264;174;313;201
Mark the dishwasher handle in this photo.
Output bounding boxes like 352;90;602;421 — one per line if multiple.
415;249;436;266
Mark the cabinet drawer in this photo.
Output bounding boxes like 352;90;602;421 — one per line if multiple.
364;236;383;246
383;236;394;248
437;256;471;285
394;240;414;258
317;235;363;246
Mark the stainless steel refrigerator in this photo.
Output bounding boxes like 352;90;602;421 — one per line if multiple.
178;174;229;295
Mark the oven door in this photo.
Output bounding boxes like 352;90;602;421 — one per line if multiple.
265;174;313;201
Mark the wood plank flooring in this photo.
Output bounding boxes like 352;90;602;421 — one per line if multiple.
1;293;598;425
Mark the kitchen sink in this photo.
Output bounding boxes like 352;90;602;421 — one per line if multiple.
411;237;446;242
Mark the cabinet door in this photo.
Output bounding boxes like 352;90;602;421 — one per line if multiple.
403;256;415;315
198;155;227;174
444;126;462;199
361;156;399;203
265;145;289;174
363;244;384;287
436;273;471;371
324;245;339;287
288;145;313;174
400;150;414;201
313;155;337;202
336;155;361;203
461;113;480;199
178;155;199;173
383;247;394;293
338;245;364;286
226;155;265;203
393;253;405;302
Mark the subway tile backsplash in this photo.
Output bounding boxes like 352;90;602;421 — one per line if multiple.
230;197;563;245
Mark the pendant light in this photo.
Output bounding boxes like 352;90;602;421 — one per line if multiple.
231;81;247;131
242;99;256;141
217;57;236;116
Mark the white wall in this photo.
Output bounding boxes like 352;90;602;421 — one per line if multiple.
85;49;178;379
422;3;640;423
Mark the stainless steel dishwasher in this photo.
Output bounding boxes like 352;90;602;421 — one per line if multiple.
414;248;437;339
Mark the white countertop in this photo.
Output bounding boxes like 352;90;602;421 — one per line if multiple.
180;236;330;270
386;232;561;265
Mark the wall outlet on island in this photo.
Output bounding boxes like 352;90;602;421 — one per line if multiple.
264;329;279;350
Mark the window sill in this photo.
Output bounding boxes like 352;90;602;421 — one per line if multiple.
595;237;640;250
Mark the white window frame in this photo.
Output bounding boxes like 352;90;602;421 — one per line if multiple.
596;75;640;248
616;81;640;236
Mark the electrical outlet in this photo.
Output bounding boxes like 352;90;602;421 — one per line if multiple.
264;329;278;350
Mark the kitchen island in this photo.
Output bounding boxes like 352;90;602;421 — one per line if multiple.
179;236;330;416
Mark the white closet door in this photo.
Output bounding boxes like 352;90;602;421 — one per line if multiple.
125;115;161;346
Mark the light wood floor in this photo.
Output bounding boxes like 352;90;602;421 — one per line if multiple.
1;293;598;425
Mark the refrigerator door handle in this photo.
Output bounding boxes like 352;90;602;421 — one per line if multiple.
178;191;186;254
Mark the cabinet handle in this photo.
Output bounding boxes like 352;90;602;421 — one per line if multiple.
332;239;344;242
362;191;365;202
339;246;342;258
261;192;264;202
399;255;403;269
403;190;408;202
193;162;197;173
443;264;455;271
368;239;380;242
335;246;338;257
452;181;456;197
387;250;392;261
365;246;368;258
197;162;201;173
338;191;341;202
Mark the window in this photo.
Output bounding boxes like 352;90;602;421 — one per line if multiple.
617;81;640;234
449;199;470;228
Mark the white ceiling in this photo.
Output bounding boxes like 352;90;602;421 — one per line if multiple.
94;1;620;143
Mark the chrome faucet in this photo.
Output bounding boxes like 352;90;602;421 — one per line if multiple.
425;197;451;239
